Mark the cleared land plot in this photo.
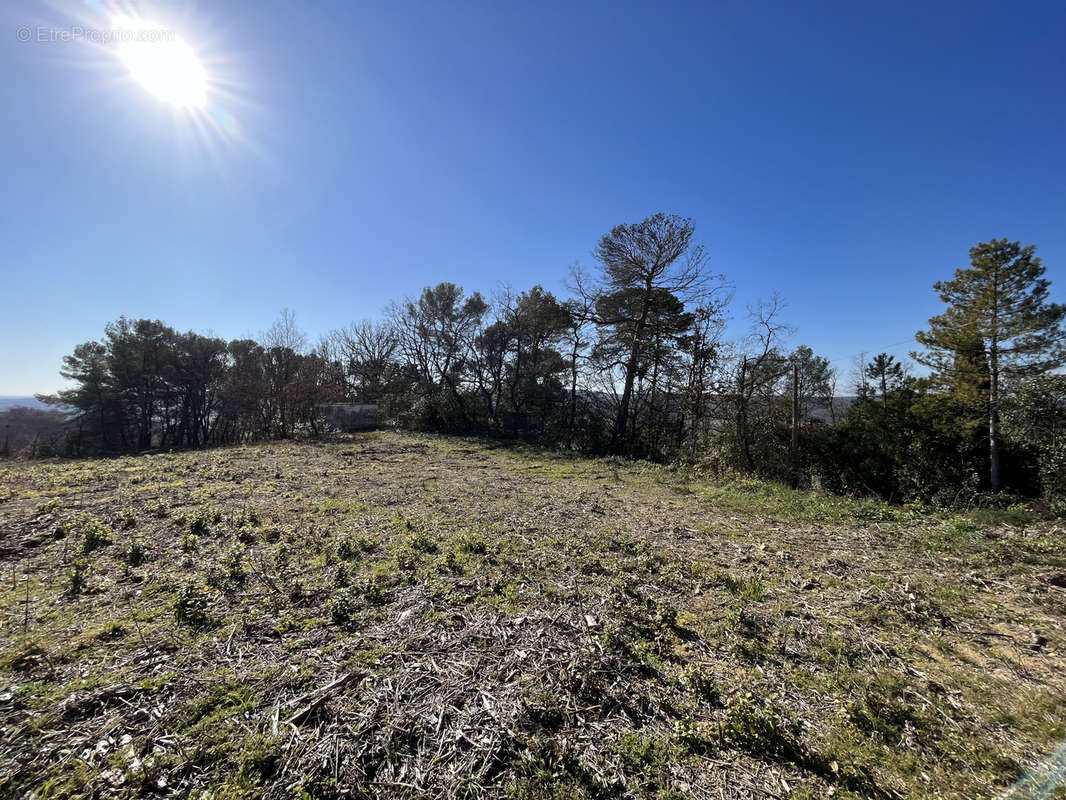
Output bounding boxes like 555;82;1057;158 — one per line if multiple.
1;431;1065;799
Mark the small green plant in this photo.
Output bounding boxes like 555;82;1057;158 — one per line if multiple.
181;532;199;553
146;498;169;518
206;544;248;589
232;508;261;543
437;549;465;575
120;506;138;529
723;572;767;602
336;532;378;560
723;692;799;757
174;582;214;627
454;529;487;554
330;588;359;627
36;498;63;515
123;537;146;567
189;512;211;535
79;518;112;554
681;664;721;706
231;508;262;528
94;620;128;640
288;577;307;604
66;558;91;595
358;576;387;605
334;563;351;587
409;529;438;554
223;544;247;583
236;526;257;545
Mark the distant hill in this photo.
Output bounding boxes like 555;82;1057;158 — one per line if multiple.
0;396;48;412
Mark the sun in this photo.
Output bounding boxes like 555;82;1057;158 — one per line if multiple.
112;16;207;109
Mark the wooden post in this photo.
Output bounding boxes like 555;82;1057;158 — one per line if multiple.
790;364;799;486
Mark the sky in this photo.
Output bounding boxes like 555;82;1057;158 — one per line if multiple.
1;0;1064;395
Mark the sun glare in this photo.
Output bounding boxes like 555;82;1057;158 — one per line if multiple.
113;16;207;109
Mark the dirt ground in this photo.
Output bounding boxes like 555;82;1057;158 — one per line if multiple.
1;430;1064;799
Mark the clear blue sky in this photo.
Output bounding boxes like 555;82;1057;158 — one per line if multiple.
2;0;1064;395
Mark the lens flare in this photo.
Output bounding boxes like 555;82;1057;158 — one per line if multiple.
113;15;207;108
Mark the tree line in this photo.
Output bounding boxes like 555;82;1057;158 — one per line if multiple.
22;216;1066;510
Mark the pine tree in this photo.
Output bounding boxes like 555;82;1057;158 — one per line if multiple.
864;353;905;407
914;239;1066;491
586;214;710;453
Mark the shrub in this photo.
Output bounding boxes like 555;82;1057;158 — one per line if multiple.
66;558;91;595
79;518;112;554
174;582;214;627
146;498;170;518
723;692;799;757
330;588;359;627
454;529;487;554
123;537;147;567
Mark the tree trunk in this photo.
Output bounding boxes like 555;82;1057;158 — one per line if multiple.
737;357;753;471
989;340;1001;493
989;268;1001;493
612;282;652;453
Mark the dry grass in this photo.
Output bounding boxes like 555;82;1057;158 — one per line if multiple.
1;430;1064;799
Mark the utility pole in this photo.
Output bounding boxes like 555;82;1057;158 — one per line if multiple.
790;364;799;486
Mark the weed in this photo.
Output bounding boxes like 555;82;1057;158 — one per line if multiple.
681;663;721;706
723;692;800;758
223;544;248;584
330;588;359;627
334;563;351;587
174;582;215;627
336;532;379;560
123;537;146;567
36;498;63;515
93;621;128;640
455;529;487;554
78;517;112;554
146;498;169;518
66;558;91;595
407;530;436;554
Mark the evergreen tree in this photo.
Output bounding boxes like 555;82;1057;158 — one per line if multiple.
914;239;1065;491
585;214;709;452
864;353;905;407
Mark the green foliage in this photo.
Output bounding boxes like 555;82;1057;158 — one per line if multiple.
122;536;146;567
1004;375;1066;509
66;558;91;595
330;588;359;627
336;532;378;560
146;498;170;518
723;692;800;757
120;505;138;529
914;239;1066;492
36;497;63;515
78;516;112;554
680;663;721;706
174;582;215;627
454;529;487;554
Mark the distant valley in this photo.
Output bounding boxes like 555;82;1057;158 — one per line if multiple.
0;396;47;412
